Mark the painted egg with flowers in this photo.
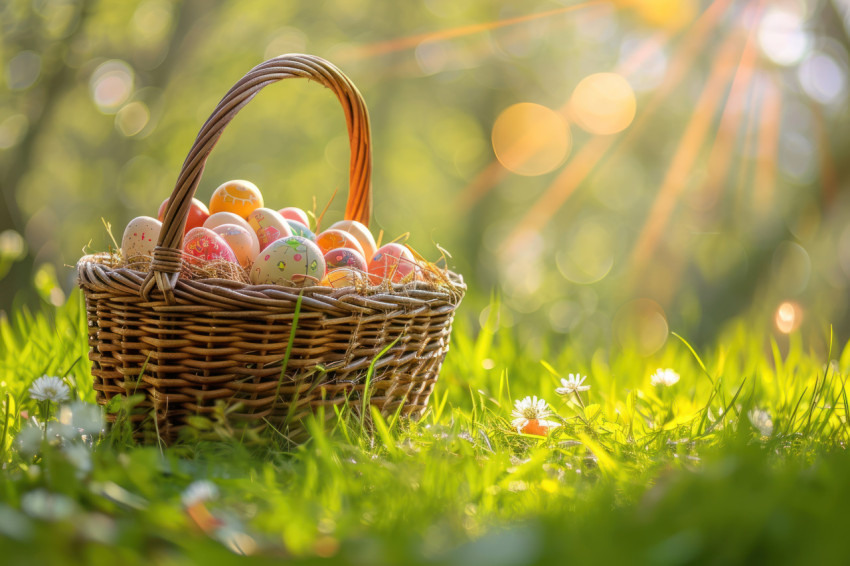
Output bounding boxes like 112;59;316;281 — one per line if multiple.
250;236;325;287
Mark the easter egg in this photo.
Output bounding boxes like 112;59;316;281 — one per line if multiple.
204;212;259;252
183;227;238;264
246;208;292;251
278;207;310;227
328;220;377;261
211;224;258;268
368;243;416;284
321;268;367;289
285;220;316;242
323;247;367;272
315;229;365;256
158;197;210;233
122;216;162;260
209;180;264;218
250;236;325;287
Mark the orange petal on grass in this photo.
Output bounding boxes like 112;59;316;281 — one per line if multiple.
521;419;552;436
186;502;224;533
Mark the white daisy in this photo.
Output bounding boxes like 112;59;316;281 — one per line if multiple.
510;396;560;433
555;374;590;396
28;376;70;403
747;408;774;437
182;480;219;508
650;368;680;387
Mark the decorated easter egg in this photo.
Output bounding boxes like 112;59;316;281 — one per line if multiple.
158;197;210;233
328;220;377;261
246;208;292;251
368;243;416;284
211;224;258;268
321;268;367;289
183;227;238;264
323;247;367;272
204;212;259;251
285;220;316;242
278;207;310;227
122;216;162;260
315;229;365;256
209;180;264;218
250;236;325;287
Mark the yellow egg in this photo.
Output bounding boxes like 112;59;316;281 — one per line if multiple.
209;180;264;218
320;268;367;289
246;208;292;251
327;220;377;261
121;216;162;261
211;224;258;268
250;236;325;287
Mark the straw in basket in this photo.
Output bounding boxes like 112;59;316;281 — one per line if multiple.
76;54;466;443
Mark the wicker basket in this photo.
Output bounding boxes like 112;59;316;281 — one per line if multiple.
76;54;466;442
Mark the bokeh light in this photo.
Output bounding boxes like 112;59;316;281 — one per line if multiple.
758;6;810;66
555;218;615;284
629;0;697;31
775;301;802;334
492;103;571;176
0;114;29;150
797;51;848;106
115;102;151;137
5;51;42;91
89;60;134;114
569;72;636;135
613;298;669;356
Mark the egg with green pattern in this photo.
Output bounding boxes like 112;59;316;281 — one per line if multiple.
250;235;325;287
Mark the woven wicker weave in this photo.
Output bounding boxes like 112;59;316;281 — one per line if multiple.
76;54;465;442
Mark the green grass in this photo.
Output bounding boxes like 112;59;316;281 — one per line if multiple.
0;291;848;565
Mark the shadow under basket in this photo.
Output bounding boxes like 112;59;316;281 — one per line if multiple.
75;54;466;443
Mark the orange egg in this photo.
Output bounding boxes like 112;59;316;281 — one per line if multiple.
367;243;416;284
320;268;367;289
209;180;264;218
315;229;365;255
328;220;377;261
211;224;258;268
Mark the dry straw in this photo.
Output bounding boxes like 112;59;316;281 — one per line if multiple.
76;54;465;442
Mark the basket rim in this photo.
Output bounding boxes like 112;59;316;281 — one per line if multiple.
77;252;466;313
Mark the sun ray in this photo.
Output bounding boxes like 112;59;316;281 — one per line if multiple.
811;105;839;206
345;1;608;60
627;30;746;276
695;0;765;212
733;74;764;217
499;0;733;246
752;78;782;214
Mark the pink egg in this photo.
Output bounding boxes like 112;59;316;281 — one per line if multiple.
367;243;416;284
323;247;367;272
205;211;260;254
183;227;238;264
212;223;259;268
246;208;292;251
278;207;310;227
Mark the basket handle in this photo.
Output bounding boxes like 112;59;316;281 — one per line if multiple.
140;53;372;303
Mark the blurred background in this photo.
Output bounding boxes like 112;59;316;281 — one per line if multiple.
1;0;849;354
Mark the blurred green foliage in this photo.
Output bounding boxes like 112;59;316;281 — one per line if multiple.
2;0;850;351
